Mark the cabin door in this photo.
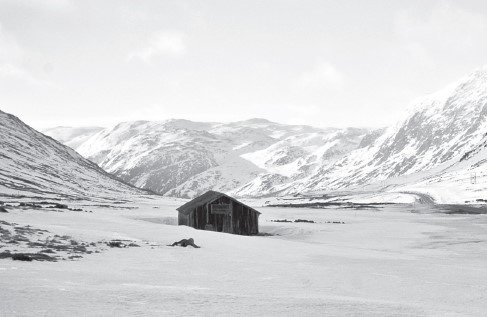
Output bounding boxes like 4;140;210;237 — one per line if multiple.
215;214;224;232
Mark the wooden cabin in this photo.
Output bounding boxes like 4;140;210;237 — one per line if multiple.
177;190;260;235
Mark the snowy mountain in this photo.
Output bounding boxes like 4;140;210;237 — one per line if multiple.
43;66;487;201
233;127;368;196
43;126;103;149
0;110;148;201
271;66;487;200
54;118;368;198
390;130;487;204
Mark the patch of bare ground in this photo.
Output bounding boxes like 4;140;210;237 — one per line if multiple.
270;219;344;224
0;220;150;262
0;220;101;262
1;201;94;213
267;201;385;210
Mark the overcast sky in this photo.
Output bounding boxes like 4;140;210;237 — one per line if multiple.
1;0;487;129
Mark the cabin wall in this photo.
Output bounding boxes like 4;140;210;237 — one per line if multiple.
191;196;233;233
232;203;259;235
178;211;189;226
179;196;259;235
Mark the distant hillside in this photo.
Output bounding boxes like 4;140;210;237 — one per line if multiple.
0;110;148;201
43;126;103;148
272;66;487;203
51;118;368;198
43;67;487;202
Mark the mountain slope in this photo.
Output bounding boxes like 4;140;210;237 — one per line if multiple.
0;110;147;200
43;67;487;200
23;66;487;201
75;120;232;197
56;119;367;198
233;128;369;196
270;66;487;197
390;131;487;204
43;126;103;149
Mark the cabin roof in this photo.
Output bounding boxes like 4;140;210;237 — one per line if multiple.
177;190;261;215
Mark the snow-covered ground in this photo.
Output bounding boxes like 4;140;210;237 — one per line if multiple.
1;197;487;316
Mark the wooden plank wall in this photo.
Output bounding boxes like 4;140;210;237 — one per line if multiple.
232;203;259;235
184;196;259;235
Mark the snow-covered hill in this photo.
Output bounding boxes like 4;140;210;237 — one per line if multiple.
44;66;487;201
0;110;148;201
54;118;368;197
43;126;103;149
234;128;368;196
390;131;487;204
273;66;487;201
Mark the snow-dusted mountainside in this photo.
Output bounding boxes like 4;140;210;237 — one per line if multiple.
0;110;147;200
44;67;487;201
76;120;231;196
233;128;368;196
269;66;487;199
390;130;487;204
56;118;368;197
43;126;103;149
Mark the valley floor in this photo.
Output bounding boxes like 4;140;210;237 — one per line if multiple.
1;198;487;316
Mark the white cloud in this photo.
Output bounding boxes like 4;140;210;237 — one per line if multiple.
0;24;27;81
0;0;74;12
395;2;487;64
0;23;54;87
3;0;74;10
0;24;22;60
36;0;72;10
0;64;38;84
127;31;186;62
295;62;345;91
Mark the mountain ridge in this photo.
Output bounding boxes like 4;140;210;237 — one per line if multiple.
41;66;487;202
0;110;150;201
262;66;487;200
47;117;369;198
